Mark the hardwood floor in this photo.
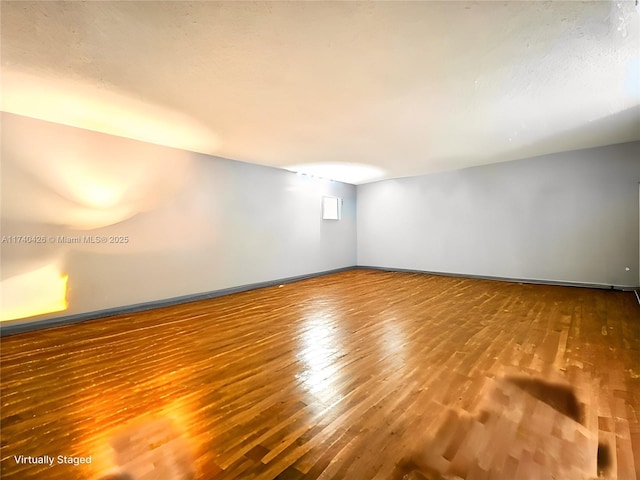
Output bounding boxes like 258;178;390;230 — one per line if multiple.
1;269;639;480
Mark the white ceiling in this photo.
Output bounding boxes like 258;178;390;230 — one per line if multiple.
2;1;639;184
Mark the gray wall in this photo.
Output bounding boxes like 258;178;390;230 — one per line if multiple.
357;142;640;288
1;113;357;322
3;112;638;327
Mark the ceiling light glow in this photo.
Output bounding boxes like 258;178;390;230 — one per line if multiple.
285;162;385;185
1;70;220;155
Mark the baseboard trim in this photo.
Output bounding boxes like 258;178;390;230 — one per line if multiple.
0;266;355;337
355;265;640;292
3;265;637;336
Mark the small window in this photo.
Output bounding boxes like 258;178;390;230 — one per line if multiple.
322;196;341;220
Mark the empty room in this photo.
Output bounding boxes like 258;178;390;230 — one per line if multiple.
1;1;639;479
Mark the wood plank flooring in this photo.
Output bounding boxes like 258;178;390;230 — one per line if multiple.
1;269;639;480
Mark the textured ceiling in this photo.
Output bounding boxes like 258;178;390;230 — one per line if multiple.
2;1;639;184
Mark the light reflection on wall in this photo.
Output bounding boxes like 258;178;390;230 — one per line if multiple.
2;112;194;230
0;264;68;321
63;168;128;210
295;311;344;408
1;113;226;320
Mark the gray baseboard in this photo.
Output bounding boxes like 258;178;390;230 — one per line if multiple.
3;265;637;337
0;266;355;337
356;265;640;292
